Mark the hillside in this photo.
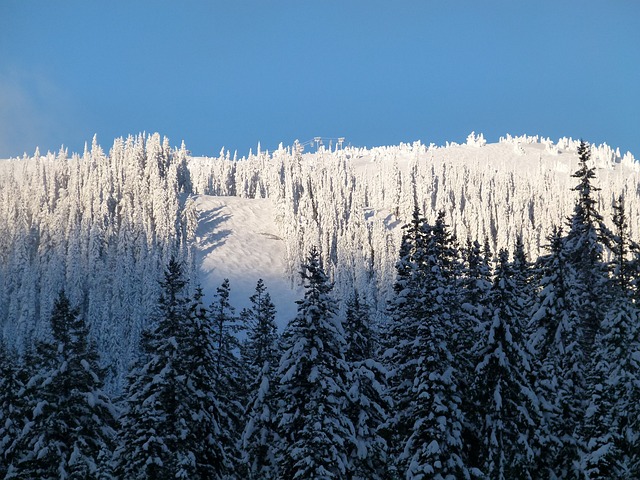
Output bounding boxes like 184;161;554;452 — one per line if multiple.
1;132;639;384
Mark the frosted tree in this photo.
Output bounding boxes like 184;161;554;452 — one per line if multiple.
581;197;640;477
240;279;279;381
6;291;115;479
384;205;430;475
0;343;26;477
564;140;607;356
343;292;390;480
209;278;246;473
115;259;232;479
473;249;542;480
403;212;469;479
385;209;470;478
273;247;354;479
528;226;582;479
458;237;493;471
240;279;281;479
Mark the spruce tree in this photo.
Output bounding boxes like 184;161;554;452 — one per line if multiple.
115;259;232;479
384;205;430;475
343;292;390;480
386;210;469;479
240;279;281;479
273;247;354;479
528;226;582;479
209;278;246;473
564;140;607;357
240;279;279;381
458;238;492;473
0;343;25;477
403;212;469;480
581;197;640;477
6;291;115;479
473;249;541;480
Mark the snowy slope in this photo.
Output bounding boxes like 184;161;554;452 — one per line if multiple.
193;195;301;328
188;134;640;321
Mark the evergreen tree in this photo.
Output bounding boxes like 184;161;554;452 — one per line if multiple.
209;278;246;473
384;206;430;476
6;291;115;479
187;287;236;478
240;279;279;380
115;259;232;479
473;249;541;480
273;247;354;479
403;212;469;480
512;234;535;314
528;226;582;479
386;210;469;479
564;140;607;357
458;238;493;473
581;197;640;477
0;343;25;477
240;279;281;479
343;292;390;480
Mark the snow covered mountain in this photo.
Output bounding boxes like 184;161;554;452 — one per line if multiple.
0;132;638;383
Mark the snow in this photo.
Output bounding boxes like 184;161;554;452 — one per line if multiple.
193;195;301;329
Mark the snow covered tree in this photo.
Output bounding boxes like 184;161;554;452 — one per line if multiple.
564;140;607;357
384;206;430;475
403;212;469;479
343;292;390;480
511;234;534;313
240;280;281;479
273;247;354;479
6;290;115;479
473;249;541;480
385;209;470;479
528;226;584;479
209;278;246;472
0;343;26;477
115;259;232;479
458;238;493;472
186;287;236;479
581;196;640;478
240;279;279;380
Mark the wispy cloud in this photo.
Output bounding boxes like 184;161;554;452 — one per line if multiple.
0;69;78;158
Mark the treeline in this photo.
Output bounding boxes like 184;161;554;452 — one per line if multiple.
2;141;640;479
0;133;195;387
2;132;640;384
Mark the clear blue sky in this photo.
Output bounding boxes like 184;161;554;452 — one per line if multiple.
1;1;639;158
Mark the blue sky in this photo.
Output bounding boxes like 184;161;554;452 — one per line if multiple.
1;1;639;158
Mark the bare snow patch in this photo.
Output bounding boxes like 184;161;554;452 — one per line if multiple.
193;195;300;329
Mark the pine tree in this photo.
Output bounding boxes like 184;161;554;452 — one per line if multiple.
115;259;232;479
473;249;541;480
581;197;640;477
458;238;493;473
240;279;281;479
528;226;582;479
386;210;469;479
186;287;236;478
404;213;469;479
6;290;115;479
240;279;279;380
384;206;430;476
273;247;354;479
564;140;607;357
0;343;25;477
343;292;390;480
209;278;246;473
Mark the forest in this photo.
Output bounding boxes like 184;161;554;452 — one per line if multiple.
1;134;640;478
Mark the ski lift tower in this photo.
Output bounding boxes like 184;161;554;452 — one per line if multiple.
338;137;345;149
314;137;321;151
